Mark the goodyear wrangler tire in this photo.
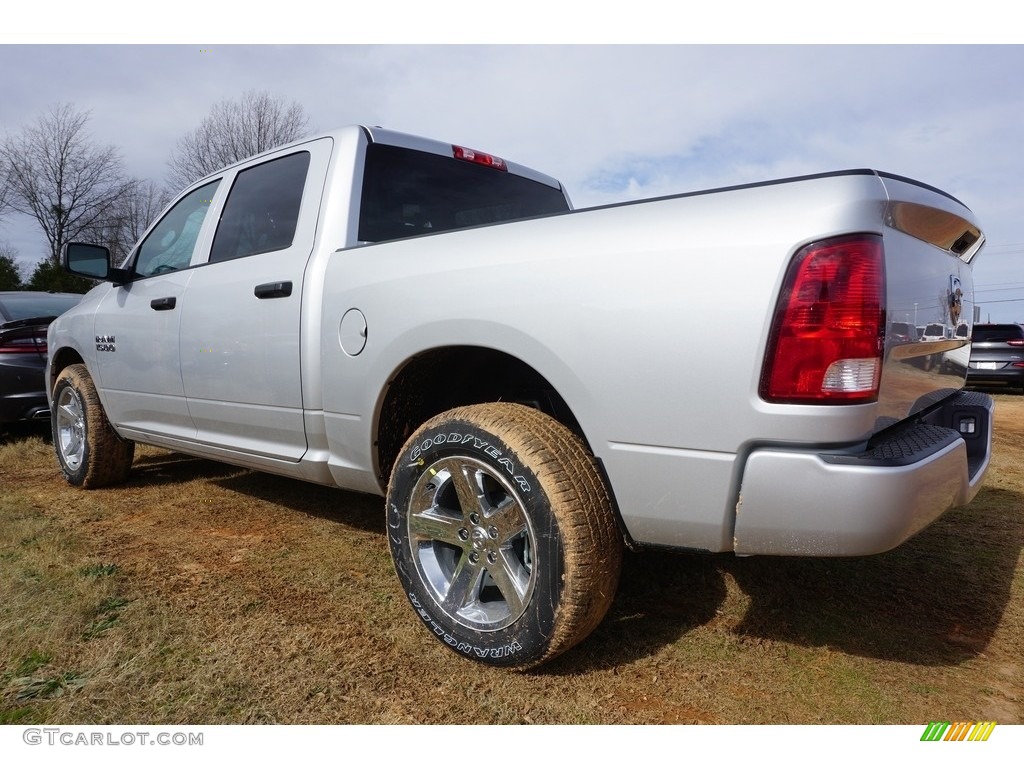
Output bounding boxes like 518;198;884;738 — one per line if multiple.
386;402;622;668
52;364;135;488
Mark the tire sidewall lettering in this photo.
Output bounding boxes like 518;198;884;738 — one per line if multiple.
407;591;526;660
407;430;530;493
389;418;563;667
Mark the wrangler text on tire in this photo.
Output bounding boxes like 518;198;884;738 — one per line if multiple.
386;402;622;668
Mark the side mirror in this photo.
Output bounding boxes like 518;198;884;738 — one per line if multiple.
63;243;129;284
64;242;110;279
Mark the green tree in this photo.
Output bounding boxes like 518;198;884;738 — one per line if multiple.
25;259;95;294
0;246;22;290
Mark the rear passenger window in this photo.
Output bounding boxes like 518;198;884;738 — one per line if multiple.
210;152;310;263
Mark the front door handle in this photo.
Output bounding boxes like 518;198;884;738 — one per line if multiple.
254;281;293;299
151;297;176;311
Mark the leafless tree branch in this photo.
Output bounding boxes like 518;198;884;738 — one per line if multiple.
166;90;311;190
0;103;133;264
82;179;172;264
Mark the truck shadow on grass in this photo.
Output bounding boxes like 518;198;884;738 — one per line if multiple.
126;452;388;537
0;422;51;446
122;452;1022;672
551;486;1023;673
126;452;251;486
549;549;730;673
724;488;1023;665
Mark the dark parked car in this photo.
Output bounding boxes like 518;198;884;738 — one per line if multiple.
0;291;83;425
966;322;1024;394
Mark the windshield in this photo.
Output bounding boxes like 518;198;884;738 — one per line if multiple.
358;143;570;243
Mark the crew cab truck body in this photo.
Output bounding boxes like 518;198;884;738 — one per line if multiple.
48;125;993;667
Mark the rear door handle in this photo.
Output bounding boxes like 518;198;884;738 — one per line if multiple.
254;281;293;299
150;297;176;311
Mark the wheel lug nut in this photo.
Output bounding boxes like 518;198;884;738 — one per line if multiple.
487;526;498;539
470;513;480;525
487;551;498;564
469;552;480;564
458;528;469;541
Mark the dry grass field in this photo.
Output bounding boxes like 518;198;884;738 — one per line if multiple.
1;396;1021;725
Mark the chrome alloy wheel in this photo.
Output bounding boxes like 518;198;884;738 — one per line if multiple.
407;455;537;631
55;386;86;472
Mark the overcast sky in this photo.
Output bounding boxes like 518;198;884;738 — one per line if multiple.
2;37;1022;321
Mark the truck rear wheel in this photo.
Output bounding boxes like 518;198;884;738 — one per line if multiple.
52;364;135;488
386;403;621;668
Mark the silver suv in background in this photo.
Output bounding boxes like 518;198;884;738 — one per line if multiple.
967;323;1024;393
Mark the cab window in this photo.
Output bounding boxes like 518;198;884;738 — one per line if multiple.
133;180;220;278
209;152;310;263
358;144;569;243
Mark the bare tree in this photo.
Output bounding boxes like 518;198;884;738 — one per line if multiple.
83;179;171;264
1;103;133;265
0;156;13;221
166;90;311;189
121;180;172;247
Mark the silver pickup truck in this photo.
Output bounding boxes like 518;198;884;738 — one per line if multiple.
48;125;993;667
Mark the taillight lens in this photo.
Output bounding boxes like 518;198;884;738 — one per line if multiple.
0;330;47;355
1008;339;1024;347
761;234;885;404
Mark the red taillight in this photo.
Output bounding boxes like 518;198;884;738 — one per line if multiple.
452;145;508;172
761;234;885;404
1008;339;1024;347
0;344;47;354
0;332;47;355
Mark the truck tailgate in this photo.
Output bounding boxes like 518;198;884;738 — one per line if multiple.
874;173;984;430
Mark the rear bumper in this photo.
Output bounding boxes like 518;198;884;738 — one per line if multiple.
0;393;50;423
733;390;993;556
0;355;50;424
966;367;1024;389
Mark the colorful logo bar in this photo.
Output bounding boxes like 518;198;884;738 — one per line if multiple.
921;721;997;742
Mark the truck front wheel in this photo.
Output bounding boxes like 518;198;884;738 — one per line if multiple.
52;364;135;488
386;403;622;668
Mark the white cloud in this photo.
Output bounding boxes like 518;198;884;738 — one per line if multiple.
1;43;1022;318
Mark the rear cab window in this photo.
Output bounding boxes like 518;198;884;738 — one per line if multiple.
358;143;570;243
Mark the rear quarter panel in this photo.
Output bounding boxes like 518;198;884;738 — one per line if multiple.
317;172;920;549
